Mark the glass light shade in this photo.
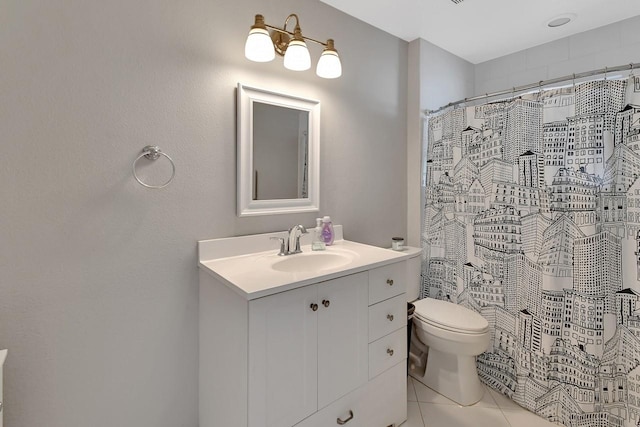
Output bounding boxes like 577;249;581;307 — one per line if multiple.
245;28;275;62
283;39;311;71
316;50;342;79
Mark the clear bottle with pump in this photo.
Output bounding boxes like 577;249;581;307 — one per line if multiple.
321;216;335;245
312;218;326;251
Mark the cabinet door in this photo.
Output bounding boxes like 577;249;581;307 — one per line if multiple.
317;272;369;409
248;285;318;427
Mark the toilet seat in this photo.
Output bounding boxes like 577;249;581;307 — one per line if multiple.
413;298;489;334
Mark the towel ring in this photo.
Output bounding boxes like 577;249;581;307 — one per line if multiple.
132;145;175;189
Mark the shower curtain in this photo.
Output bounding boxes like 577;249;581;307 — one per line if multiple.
421;75;640;427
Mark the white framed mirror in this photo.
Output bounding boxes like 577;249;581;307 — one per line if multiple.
237;83;320;217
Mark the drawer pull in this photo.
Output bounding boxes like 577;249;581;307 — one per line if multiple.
310;303;318;312
337;410;354;425
386;279;394;286
387;314;394;322
387;348;394;356
322;299;330;308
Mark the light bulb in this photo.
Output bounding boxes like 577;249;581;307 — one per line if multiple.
245;14;275;62
316;50;342;79
245;27;275;62
283;39;311;71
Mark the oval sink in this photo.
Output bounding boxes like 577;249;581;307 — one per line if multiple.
271;251;354;273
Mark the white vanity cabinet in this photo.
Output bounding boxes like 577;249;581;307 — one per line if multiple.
198;236;414;427
248;272;368;426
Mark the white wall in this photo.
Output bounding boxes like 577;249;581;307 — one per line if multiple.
475;15;640;96
0;0;407;426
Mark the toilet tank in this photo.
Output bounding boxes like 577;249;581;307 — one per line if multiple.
403;247;422;302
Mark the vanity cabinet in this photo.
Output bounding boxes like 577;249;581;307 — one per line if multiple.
199;242;412;427
248;273;368;426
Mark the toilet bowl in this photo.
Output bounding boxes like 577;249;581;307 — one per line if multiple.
401;249;490;405
409;298;489;406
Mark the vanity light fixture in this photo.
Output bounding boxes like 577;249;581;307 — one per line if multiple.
244;13;342;79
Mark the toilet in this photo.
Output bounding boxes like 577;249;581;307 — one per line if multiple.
405;254;490;406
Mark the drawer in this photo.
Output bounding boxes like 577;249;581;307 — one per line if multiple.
369;294;406;343
294;382;365;427
368;262;406;305
368;327;407;380
295;362;407;427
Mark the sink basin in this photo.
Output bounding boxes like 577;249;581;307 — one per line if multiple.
271;251;355;273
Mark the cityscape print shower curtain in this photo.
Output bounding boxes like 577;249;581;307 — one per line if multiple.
421;75;640;427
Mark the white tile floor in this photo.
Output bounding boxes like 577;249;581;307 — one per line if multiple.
402;376;559;427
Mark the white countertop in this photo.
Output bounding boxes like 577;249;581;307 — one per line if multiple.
198;236;420;300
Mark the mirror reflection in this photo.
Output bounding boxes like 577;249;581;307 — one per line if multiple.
252;103;309;200
237;83;320;217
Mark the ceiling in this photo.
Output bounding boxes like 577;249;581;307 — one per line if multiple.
319;0;640;64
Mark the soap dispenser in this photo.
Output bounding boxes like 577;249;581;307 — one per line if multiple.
312;218;326;251
321;216;335;246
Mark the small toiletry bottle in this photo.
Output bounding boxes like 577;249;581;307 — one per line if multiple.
312;218;326;251
321;216;335;245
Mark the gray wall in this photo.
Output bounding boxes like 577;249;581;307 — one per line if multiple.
475;15;640;95
406;39;475;247
0;0;407;426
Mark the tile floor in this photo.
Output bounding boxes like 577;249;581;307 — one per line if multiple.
402;376;559;427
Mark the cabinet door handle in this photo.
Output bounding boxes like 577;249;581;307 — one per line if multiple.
337;410;354;425
386;279;394;286
387;348;394;356
310;303;318;312
387;314;394;322
322;299;330;308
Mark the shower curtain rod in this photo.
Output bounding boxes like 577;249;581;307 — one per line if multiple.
424;61;640;116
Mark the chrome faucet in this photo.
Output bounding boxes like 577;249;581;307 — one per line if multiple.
270;224;308;256
287;224;308;255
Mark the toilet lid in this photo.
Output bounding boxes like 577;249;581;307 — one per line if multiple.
413;298;489;333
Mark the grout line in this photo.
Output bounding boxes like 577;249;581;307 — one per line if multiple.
408;376;417;402
411;379;427;427
416;401;426;427
498;406;514;427
482;386;499;408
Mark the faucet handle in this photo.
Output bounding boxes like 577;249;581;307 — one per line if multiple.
291;225;308;254
270;236;287;256
288;224;308;234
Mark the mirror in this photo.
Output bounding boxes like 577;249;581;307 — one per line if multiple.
237;83;320;217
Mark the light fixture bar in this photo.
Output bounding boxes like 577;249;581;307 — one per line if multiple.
264;25;328;48
244;13;342;79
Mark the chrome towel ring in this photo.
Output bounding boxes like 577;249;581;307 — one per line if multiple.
132;145;176;189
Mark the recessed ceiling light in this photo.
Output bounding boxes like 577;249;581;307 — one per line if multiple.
547;15;574;28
